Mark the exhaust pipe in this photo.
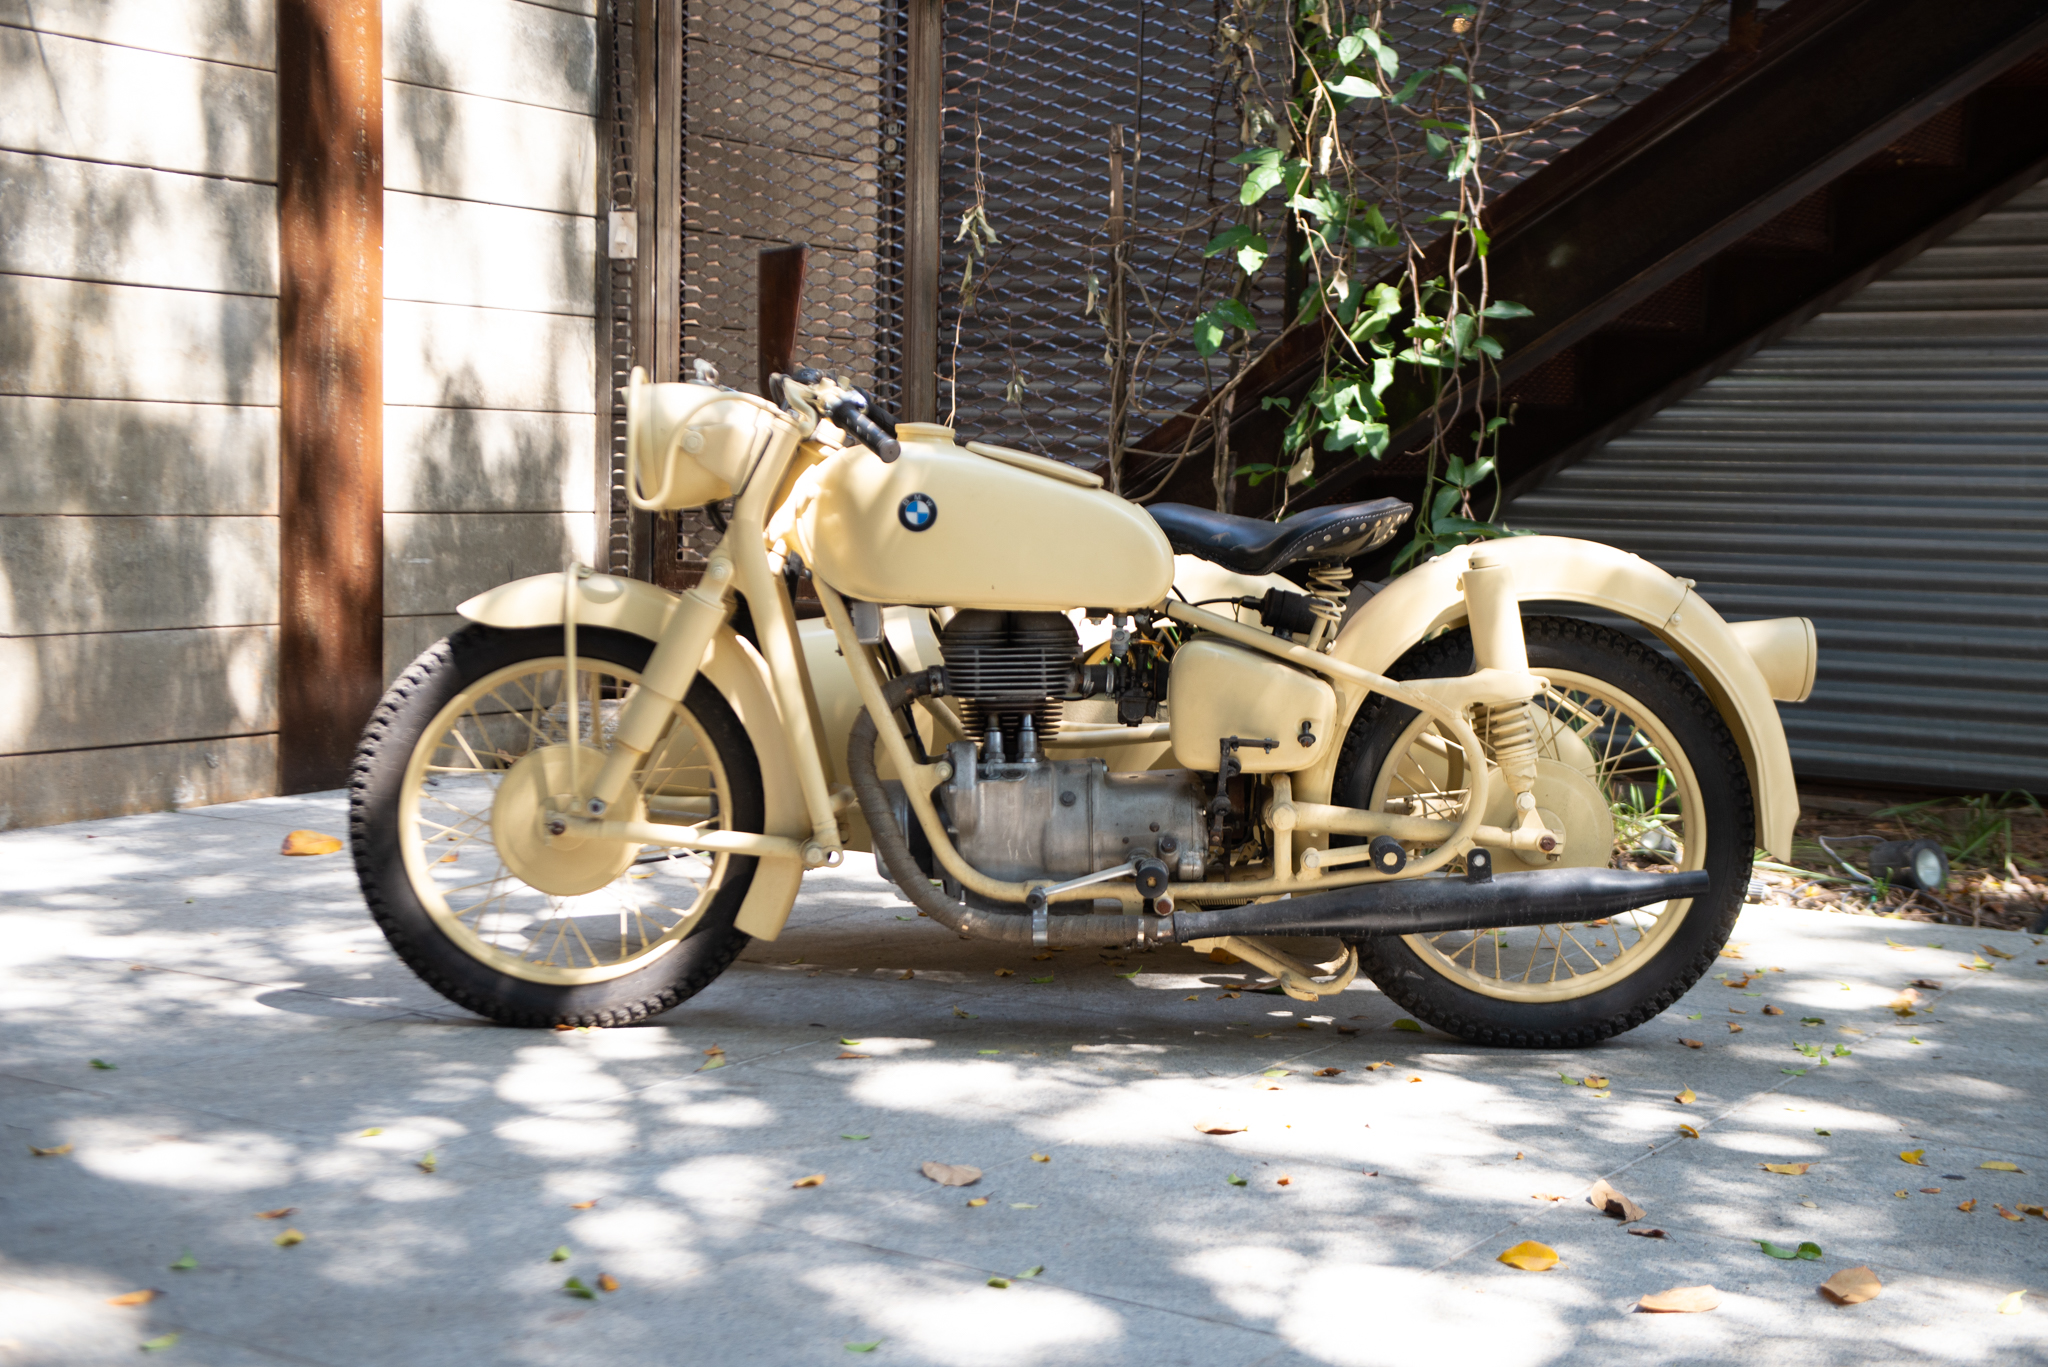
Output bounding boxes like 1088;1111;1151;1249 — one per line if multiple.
1166;855;1710;943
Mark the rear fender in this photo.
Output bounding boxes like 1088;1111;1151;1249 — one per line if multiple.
456;572;807;937
1315;537;1803;860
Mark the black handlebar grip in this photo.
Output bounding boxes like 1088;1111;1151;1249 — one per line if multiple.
831;398;901;462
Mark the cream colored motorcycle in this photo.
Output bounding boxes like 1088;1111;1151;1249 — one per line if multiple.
350;366;1816;1046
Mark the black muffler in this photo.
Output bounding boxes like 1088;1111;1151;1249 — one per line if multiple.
1166;855;1711;942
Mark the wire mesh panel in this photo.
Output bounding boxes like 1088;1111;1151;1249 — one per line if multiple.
938;1;1765;487
679;1;906;402
939;1;1289;483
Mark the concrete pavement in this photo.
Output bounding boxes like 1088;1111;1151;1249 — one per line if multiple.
3;791;2047;1365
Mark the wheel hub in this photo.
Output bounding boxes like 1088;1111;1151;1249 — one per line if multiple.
1479;756;1615;871
490;744;642;895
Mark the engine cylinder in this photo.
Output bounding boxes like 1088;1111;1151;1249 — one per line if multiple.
939;609;1077;752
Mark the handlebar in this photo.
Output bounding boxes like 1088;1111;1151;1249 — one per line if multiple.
829;393;901;463
777;367;901;462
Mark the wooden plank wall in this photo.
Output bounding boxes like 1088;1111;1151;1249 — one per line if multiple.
380;0;604;679
0;0;607;828
0;1;284;828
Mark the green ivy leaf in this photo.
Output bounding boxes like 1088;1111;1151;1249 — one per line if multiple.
1336;34;1365;65
1227;1173;1249;1186
1330;74;1381;100
1482;299;1533;319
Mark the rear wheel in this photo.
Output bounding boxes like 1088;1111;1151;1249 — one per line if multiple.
1332;616;1752;1047
350;624;762;1027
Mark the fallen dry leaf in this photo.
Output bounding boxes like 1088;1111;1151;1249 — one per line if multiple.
1532;1193;1567;1202
792;1174;825;1188
994;968;1014;977
898;969;915;980
1679;1038;1704;1049
1678;1124;1701;1138
1628;1227;1669;1239
1497;1240;1560;1271
1637;1284;1720;1313
597;1273;620;1293
1675;1088;1697;1105
571;1200;598;1210
1762;1004;1784;1016
28;1143;72;1157
1364;1061;1395;1071
921;1161;982;1187
1313;1067;1344;1078
1997;1205;2025;1222
966;1197;988;1207
280;829;343;856
1981;1160;2025;1173
1195;1120;1247;1135
1761;1162;1812;1176
1582;1075;1610;1089
1819;1266;1882;1306
1588;1179;1647;1222
107;1290;158;1307
1889;990;1922;1016
2022;1204;2048;1219
2000;1290;2027;1314
1909;978;1943;990
1960;1199;1979;1212
1031;1153;1051;1163
1276;1174;1292;1186
1900;1149;1927;1166
836;1051;871;1060
1923;1188;1943;1195
1728;1023;1744;1033
254;1207;293;1220
274;1228;305;1247
1982;944;2015;960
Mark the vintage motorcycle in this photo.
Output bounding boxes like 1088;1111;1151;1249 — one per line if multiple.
350;366;1816;1046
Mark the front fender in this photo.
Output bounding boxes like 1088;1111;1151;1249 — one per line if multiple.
1319;537;1803;860
455;572;807;937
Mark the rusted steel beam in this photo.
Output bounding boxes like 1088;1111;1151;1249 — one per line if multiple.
902;0;942;422
276;0;382;793
758;244;809;394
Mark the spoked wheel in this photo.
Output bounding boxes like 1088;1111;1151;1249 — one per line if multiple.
350;624;762;1027
1332;617;1753;1047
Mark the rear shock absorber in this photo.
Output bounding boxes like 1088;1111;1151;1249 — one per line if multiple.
1301;562;1352;651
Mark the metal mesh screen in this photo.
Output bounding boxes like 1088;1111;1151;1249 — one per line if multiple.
679;0;907;402
602;0;638;577
938;1;1768;477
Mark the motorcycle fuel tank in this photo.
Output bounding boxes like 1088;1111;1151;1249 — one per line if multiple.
799;424;1174;612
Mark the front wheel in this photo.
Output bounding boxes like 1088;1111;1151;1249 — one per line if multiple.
349;624;763;1027
1332;616;1753;1048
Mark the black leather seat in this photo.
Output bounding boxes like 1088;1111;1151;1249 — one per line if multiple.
1147;498;1413;577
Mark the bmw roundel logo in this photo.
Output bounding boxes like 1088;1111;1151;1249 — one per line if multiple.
898;492;938;532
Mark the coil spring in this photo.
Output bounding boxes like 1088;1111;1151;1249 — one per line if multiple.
1484;699;1540;784
1302;563;1351;647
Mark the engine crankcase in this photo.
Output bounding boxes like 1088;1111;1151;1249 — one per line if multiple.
939;744;1207;885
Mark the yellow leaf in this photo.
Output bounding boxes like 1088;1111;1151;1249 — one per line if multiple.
994;968;1014;977
254;1207;294;1220
274;1228;305;1247
1365;1061;1395;1071
1981;1160;2024;1172
1761;1162;1811;1176
792;1174;825;1188
1960;1199;1978;1212
1900;1149;1926;1166
1819;1266;1882;1305
1998;1290;2026;1314
1638;1284;1721;1313
28;1142;72;1157
280;829;343;856
1677;1124;1700;1138
1675;1088;1696;1105
1679;1038;1704;1049
107;1290;157;1307
597;1273;620;1292
570;1200;597;1209
1582;1075;1610;1089
1996;1205;2024;1222
1496;1240;1559;1271
1031;1153;1051;1162
1195;1120;1247;1135
966;1197;988;1207
836;1052;870;1060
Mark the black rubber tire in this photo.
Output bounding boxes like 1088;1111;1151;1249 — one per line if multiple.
349;624;762;1028
1333;616;1753;1048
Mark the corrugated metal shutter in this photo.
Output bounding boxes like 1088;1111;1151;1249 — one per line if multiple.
1505;175;2048;793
